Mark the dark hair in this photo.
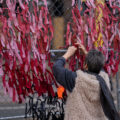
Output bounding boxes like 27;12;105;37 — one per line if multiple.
85;49;105;74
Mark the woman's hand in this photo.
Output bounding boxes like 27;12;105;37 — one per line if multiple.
75;42;88;56
63;46;77;60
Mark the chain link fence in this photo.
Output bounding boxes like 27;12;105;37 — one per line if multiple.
0;0;120;119
0;0;73;119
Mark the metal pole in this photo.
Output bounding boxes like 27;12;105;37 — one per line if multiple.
50;49;67;53
78;0;81;11
0;115;32;120
116;72;120;110
75;0;81;70
2;49;113;53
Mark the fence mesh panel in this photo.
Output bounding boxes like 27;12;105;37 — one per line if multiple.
0;0;73;119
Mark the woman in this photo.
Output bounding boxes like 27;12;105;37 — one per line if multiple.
53;43;120;120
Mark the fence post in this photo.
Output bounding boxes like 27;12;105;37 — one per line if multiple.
116;72;120;111
75;0;81;70
78;0;81;11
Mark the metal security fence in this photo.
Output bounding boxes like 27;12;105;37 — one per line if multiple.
0;0;120;120
0;1;73;119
